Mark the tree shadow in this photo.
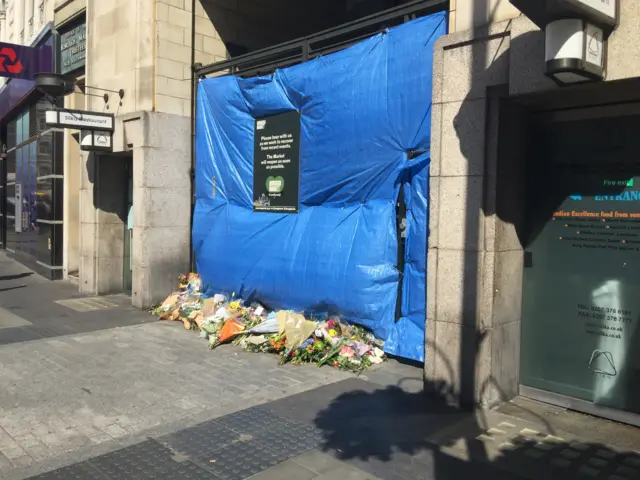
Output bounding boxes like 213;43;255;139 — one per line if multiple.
313;360;640;479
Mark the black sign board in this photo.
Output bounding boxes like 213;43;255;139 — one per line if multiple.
253;111;301;213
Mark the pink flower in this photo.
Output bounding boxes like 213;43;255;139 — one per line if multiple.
339;346;355;358
327;319;336;329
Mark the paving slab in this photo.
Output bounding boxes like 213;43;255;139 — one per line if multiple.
14;366;640;480
0;254;154;346
248;459;318;480
429;407;640;480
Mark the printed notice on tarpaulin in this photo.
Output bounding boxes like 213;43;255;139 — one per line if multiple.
253;111;301;213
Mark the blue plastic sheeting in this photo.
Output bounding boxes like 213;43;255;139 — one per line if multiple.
193;12;446;362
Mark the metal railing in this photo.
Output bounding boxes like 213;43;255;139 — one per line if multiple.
194;0;448;78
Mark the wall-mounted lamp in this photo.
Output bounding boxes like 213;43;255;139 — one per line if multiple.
510;0;619;87
35;73;125;106
545;18;605;85
80;130;113;152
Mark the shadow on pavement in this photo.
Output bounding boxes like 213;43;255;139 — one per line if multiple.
0;285;27;293
0;272;33;282
312;375;640;480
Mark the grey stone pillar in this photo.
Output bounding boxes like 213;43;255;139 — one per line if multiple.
425;26;528;408
131;112;191;309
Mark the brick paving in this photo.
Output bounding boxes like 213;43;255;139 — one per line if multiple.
0;254;154;345
0;321;352;479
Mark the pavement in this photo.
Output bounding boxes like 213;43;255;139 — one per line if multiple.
0;254;639;480
0;255;154;345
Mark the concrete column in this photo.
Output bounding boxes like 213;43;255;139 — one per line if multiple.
131;112;191;309
62;90;83;279
425;26;526;408
79;151;97;294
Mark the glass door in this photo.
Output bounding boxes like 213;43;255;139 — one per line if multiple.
521;107;640;422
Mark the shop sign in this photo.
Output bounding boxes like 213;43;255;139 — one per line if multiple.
60;23;86;75
253;111;301;213
45;108;114;132
0;41;50;80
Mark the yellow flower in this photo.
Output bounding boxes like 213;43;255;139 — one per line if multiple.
328;329;337;337
229;301;240;309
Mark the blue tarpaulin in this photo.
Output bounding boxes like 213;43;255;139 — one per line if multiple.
193;12;446;362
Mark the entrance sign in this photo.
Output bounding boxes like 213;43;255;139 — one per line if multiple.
45;109;114;132
252;111;301;213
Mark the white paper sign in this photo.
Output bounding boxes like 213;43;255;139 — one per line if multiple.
585;23;604;67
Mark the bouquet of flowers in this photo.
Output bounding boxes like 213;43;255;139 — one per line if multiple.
277;318;385;373
153;279;386;373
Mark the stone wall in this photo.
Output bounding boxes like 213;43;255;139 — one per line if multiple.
426;23;523;408
155;0;228;117
85;0;155;113
131;112;191;309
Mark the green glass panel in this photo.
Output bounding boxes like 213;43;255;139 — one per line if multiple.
521;114;640;415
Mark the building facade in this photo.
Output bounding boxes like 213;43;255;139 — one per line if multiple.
3;0;413;298
426;0;640;426
0;0;60;278
0;0;55;48
1;0;635;426
49;0;421;306
50;0;233;307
